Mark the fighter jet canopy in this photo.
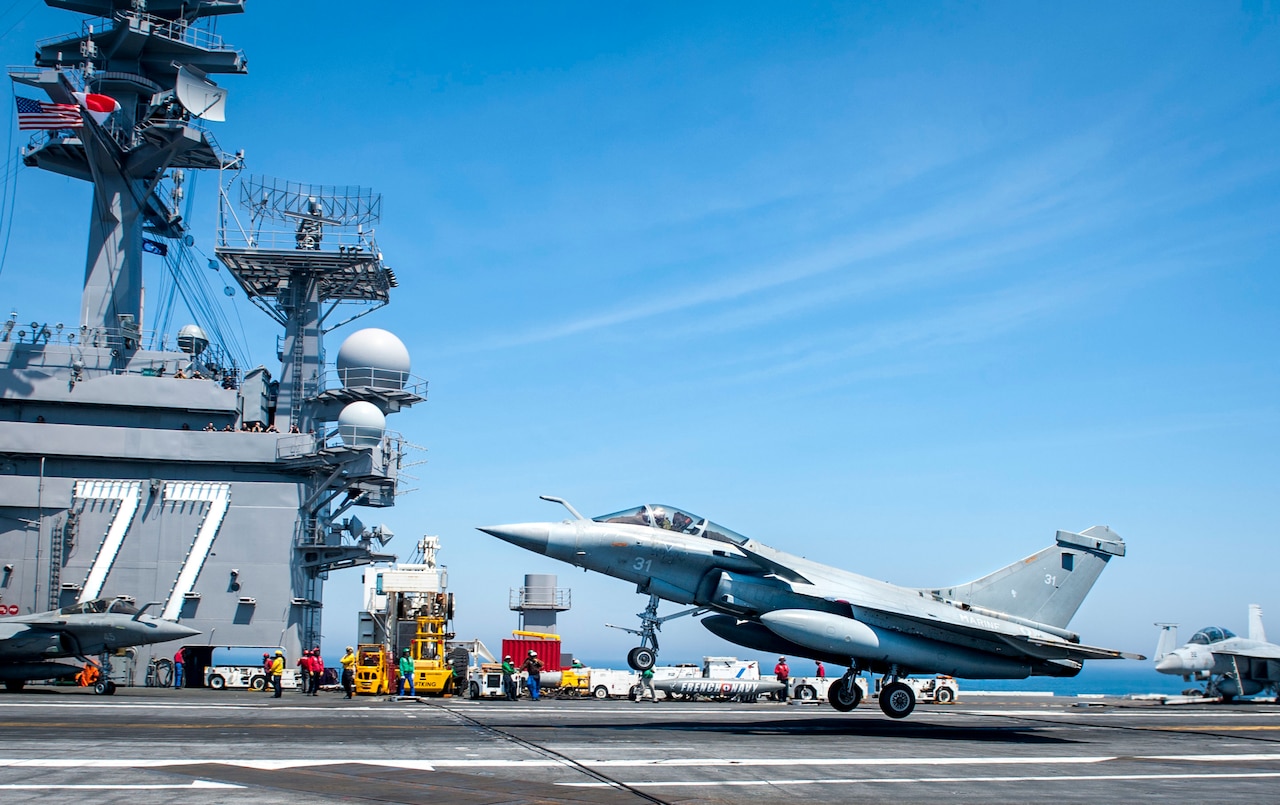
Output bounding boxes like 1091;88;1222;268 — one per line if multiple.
58;598;140;616
593;504;749;546
1189;627;1236;645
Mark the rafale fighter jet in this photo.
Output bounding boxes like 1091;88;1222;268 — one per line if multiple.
1154;605;1280;700
0;598;199;694
480;496;1142;719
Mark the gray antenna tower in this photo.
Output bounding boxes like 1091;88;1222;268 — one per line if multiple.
216;175;405;433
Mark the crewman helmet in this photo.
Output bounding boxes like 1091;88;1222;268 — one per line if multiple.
529;650;537;657
275;650;283;656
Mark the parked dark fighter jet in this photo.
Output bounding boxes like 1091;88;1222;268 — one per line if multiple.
480;496;1143;719
0;597;199;694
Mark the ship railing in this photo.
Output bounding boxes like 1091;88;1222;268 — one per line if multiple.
6;65;85;90
218;227;385;254
314;368;429;400
276;427;407;465
509;587;572;611
37;13;245;63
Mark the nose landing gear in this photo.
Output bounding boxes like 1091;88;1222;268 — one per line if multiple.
606;594;706;672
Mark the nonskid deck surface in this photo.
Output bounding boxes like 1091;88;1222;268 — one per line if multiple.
2;688;1279;804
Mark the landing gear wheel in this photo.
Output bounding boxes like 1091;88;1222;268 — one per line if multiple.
829;678;863;712
592;686;609;700
796;685;817;701
626;646;656;671
4;681;24;693
879;681;915;719
93;680;116;696
934;685;955;704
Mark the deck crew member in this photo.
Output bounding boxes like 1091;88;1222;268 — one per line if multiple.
270;650;285;698
501;655;517;700
398;648;416;697
340;646;356;698
522;650;543;701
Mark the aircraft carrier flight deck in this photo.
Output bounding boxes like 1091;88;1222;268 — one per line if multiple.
2;688;1278;804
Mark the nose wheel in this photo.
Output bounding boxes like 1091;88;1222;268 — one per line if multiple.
606;594;706;672
626;646;656;671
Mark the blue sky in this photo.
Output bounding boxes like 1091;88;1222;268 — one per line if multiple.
2;2;1278;675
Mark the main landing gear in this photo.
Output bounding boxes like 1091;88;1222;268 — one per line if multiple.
828;670;863;712
877;666;915;719
606;594;706;672
827;665;917;718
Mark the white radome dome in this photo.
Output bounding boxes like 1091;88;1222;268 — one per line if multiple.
336;328;410;390
177;324;208;355
338;401;386;448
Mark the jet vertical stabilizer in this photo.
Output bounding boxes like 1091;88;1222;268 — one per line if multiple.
934;526;1125;630
1154;623;1179;663
1248;604;1266;643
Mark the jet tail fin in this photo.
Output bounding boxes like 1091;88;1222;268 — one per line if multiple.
1249;604;1267;643
1154;623;1179;662
931;526;1125;630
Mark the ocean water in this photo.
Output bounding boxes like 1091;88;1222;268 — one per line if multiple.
958;661;1191;696
572;658;1198;697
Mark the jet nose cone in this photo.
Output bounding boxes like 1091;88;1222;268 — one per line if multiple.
478;523;551;555
1155;653;1184;674
150;619;201;643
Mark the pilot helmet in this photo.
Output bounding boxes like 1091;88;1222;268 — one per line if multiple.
651;507;667;519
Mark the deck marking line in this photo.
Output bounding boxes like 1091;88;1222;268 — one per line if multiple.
560;771;1280;788
3;753;1280;769
0;781;242;790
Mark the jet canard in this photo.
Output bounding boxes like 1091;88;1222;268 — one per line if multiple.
0;597;199;694
480;496;1142;719
1154;605;1280;700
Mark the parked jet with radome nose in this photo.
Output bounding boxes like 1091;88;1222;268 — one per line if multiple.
1154;604;1280;700
480;496;1143;719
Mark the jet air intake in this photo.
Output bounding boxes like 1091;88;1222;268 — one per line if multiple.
760;609;1034;679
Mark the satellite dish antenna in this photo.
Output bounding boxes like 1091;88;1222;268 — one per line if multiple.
175;63;227;122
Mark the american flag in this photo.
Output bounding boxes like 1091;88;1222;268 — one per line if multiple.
14;96;82;130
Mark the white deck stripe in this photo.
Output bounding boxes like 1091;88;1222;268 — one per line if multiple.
561;771;1280;788
0;781;242;790
2;753;1279;769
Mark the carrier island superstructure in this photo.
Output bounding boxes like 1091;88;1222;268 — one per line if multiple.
0;1;423;682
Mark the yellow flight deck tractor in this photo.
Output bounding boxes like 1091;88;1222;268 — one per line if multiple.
354;644;394;695
407;592;457;696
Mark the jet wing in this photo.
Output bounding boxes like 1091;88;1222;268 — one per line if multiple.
1209;644;1280;661
736;541;813;586
850;606;1144;662
1000;634;1146;662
